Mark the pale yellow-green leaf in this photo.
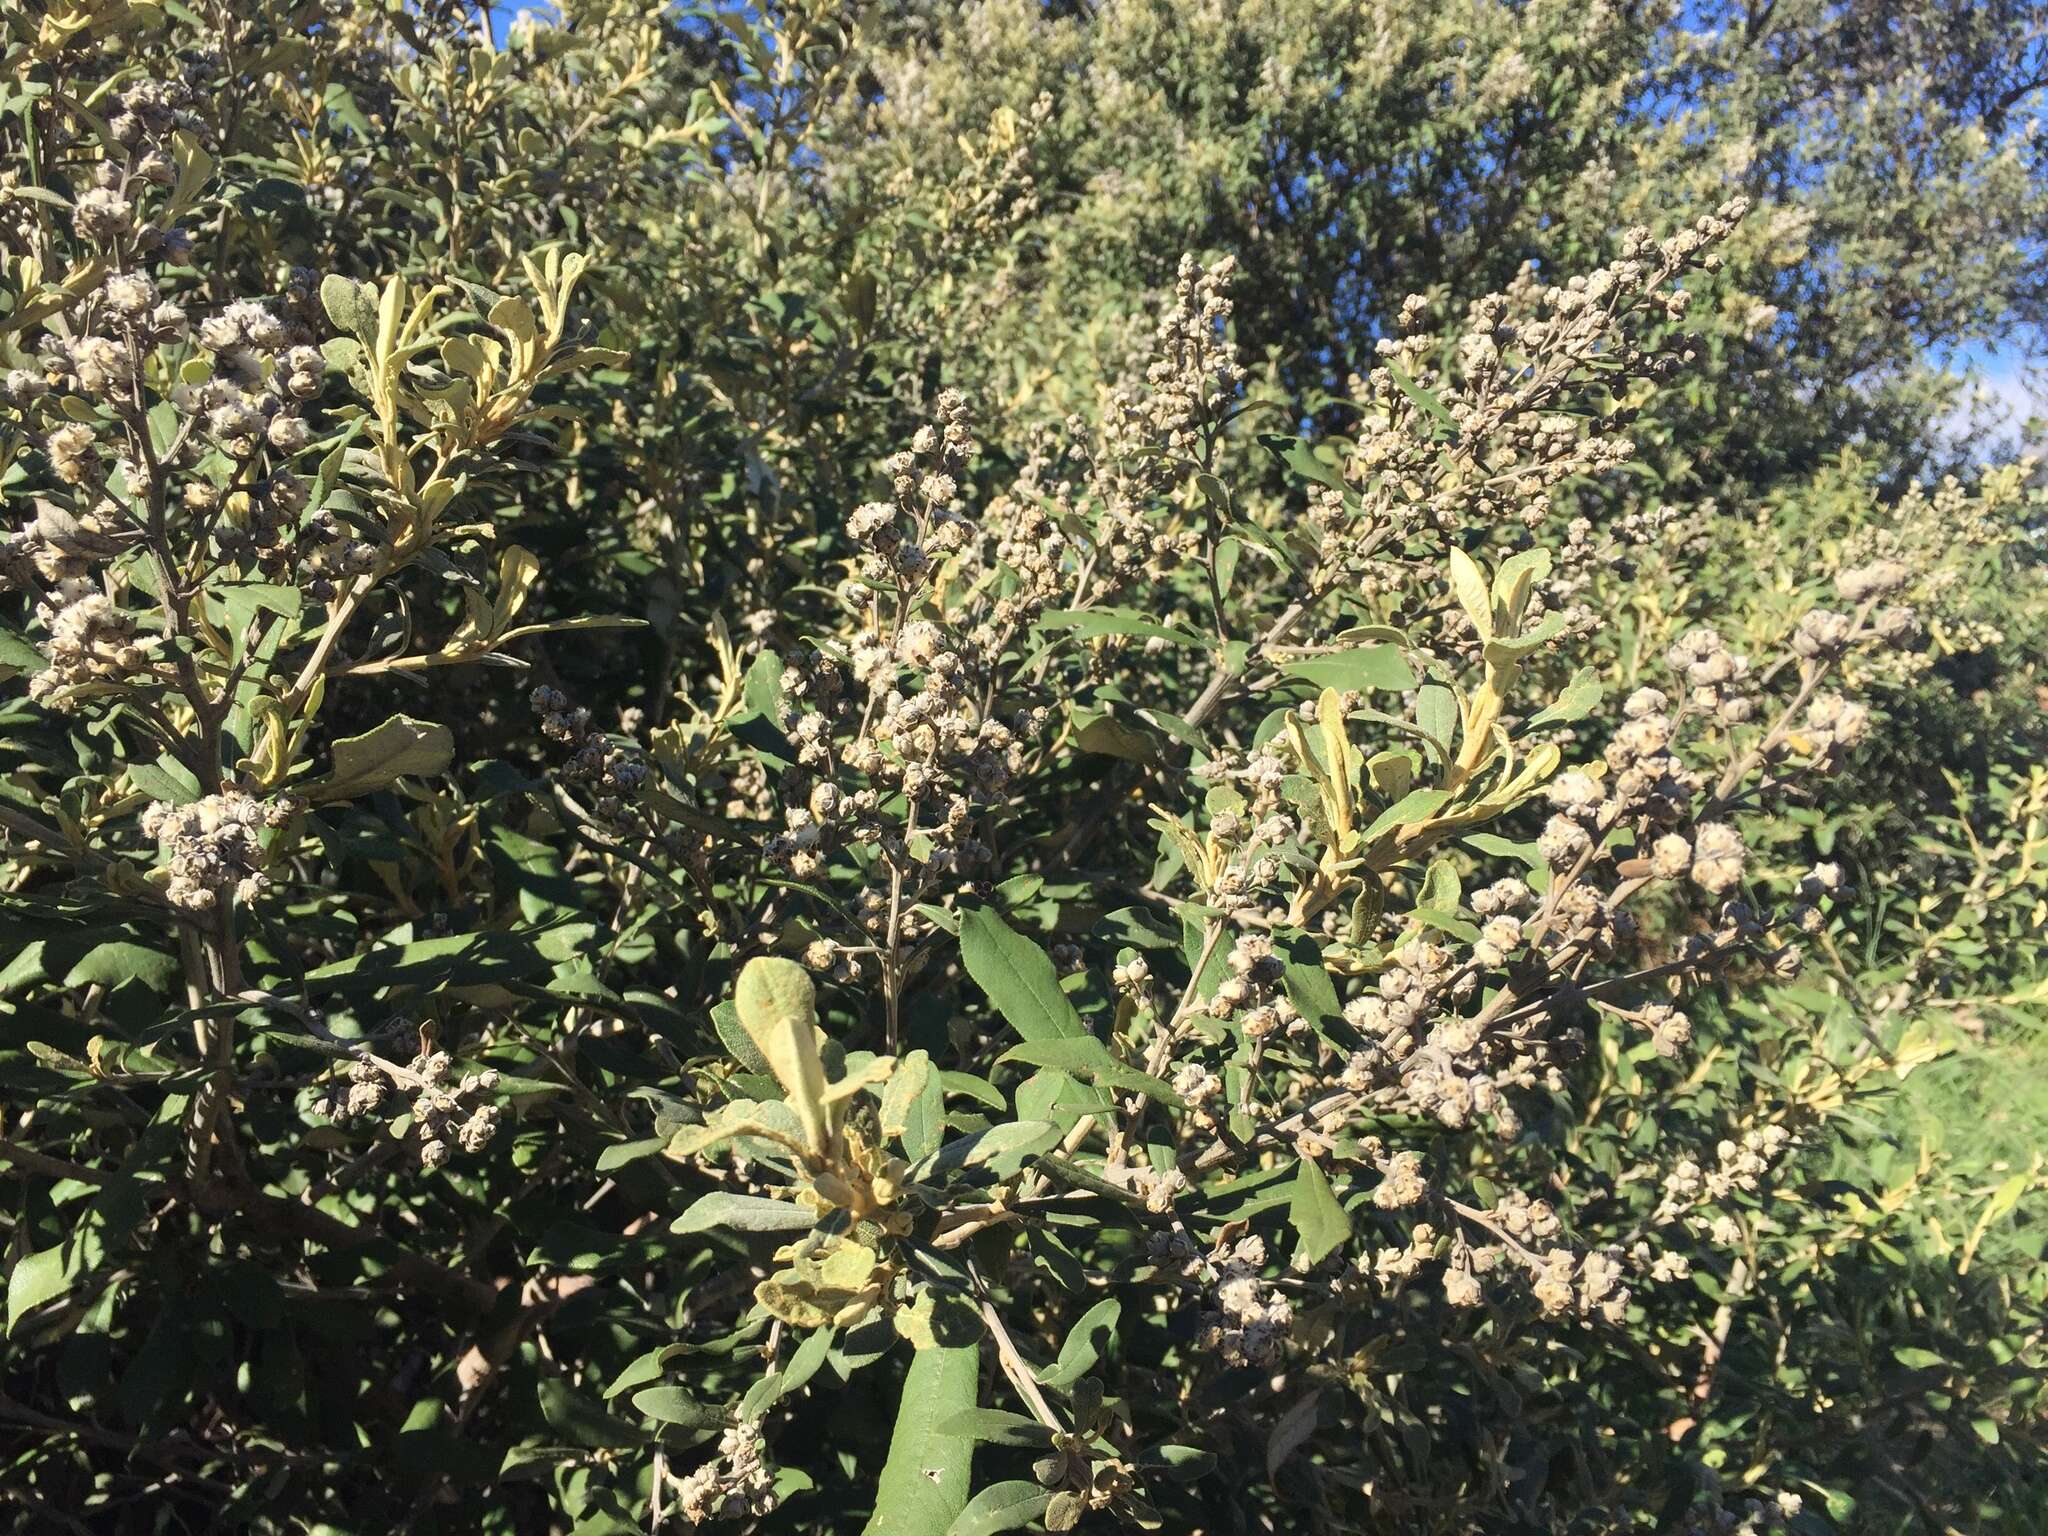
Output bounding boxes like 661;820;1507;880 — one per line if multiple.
891;1287;941;1350
310;715;453;801
1366;749;1415;798
820;1055;895;1108
755;1240;883;1329
1891;1019;1952;1078
168;129;213;215
375;275;404;364
736;957;831;1157
1150;814;1207;884
489;294;537;343
1316;688;1354;838
1959;1171;2031;1275
881;1050;933;1140
417;477;457;521
1447;547;1493;641
664;1099;809;1161
441;333;491;379
1980;1172;2028;1230
1491;548;1552;628
491;546;542;634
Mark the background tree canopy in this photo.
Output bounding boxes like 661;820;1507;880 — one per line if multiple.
0;1;2042;1532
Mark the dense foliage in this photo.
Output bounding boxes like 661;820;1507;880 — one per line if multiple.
1;2;2044;1533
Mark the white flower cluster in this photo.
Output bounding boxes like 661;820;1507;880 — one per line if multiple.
2;68;348;715
532;685;649;826
769;395;1050;974
1336;923;1550;1143
1344;200;1750;542
1100;254;1245;488
674;1419;779;1525
25;589;149;706
1147;1231;1296;1369
1200;933;1300;1042
142;793;296;912
975;260;1238;625
1664;630;1755;722
1655;1123;1796;1231
313;1050;505;1170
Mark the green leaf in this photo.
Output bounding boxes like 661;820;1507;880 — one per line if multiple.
320;272;376;338
1265;1389;1323;1476
1255;433;1347;491
208;581;301;644
1288;1157;1351;1265
937;1409;1055;1448
1183;913;1232;1001
883;1049;944;1159
671;1193;817;1236
939;1072;1007;1112
301;929;553;995
1360;788;1451;844
783;1324;837;1395
322;83;373;139
594;1136;667;1171
1415;685;1457;753
1525;666;1601;729
1068;700;1166;765
0;625;48;676
631;1383;723;1428
1136;1443;1215;1481
127;755;202;805
313;715;454;800
1279;933;1339;1029
1036;608;1206;648
1491;548;1552;620
667;1099;808;1161
538;1378;640;1449
922;1120;1061;1177
880;1049;933;1131
1278;646;1416;692
1461;833;1545;868
862;1340;980;1536
6;1247;68;1334
1410;906;1479;942
605;1345;684;1399
1980;1171;2027;1229
739;649;784;720
1034;1296;1118;1388
947;1482;1053;1536
713;998;771;1075
958;909;1084;1044
1215;536;1242;598
997;1038;1183;1106
65;941;179;993
1384;360;1460;438
118;1309;188;1430
1482;610;1567;664
745;1324;838;1417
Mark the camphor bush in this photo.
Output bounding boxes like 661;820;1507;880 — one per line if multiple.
0;2;2044;1533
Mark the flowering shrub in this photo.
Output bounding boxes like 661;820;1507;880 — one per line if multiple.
1;4;2043;1534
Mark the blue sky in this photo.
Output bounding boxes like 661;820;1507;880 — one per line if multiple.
1939;341;2044;446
